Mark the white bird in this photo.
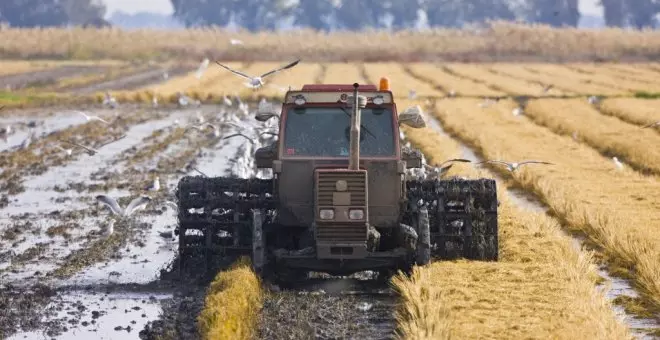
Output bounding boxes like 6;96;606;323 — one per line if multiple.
572;131;579;141
76;111;109;124
195;111;205;124
60;134;126;156
215;59;300;89
101;219;115;237
478;98;499;108
612;157;624;170
424;159;472;179
95;194;152;217
152;95;159;108
229;38;244;45
0;125;12;142
512;107;524;116
20;129;35;150
195;58;210;79
587;96;601;105
223;95;233;106
408;90;417;99
54;144;73;157
186;122;219;137
541;84;553;94
103;91;118;109
641;121;660;129
160;200;178;212
476;159;555;172
147;177;160;191
448;89;456;97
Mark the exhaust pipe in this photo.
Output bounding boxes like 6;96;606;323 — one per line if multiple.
349;83;366;170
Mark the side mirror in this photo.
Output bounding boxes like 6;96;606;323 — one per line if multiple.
255;111;278;122
398;105;426;128
255;142;278;168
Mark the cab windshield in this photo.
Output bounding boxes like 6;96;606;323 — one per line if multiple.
282;106;395;157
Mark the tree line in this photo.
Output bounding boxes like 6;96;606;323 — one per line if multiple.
0;0;658;30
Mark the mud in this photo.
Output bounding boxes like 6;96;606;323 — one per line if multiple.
0;65;111;91
68;65;193;95
258;277;398;340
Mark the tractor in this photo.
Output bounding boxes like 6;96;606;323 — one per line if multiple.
175;78;498;281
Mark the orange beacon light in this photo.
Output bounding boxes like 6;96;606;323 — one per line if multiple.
379;77;390;91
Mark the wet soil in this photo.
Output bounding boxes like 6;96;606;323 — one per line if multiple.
0;65;111;91
68;65;194;95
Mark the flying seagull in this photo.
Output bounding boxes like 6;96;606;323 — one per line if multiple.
215;59;300;89
612;157;624;170
96;194;152;217
641;121;660;129
60;134;126;156
541;84;553;93
476;160;555;172
424;159;472;178
195;58;210;79
76;111;109;124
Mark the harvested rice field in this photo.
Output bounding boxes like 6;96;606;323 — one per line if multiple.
0;59;659;340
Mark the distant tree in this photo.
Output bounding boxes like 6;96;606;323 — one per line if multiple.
625;0;660;28
425;0;516;28
519;0;579;27
334;0;386;30
171;0;234;27
61;0;107;26
600;0;625;26
0;0;68;27
290;0;335;31
387;0;422;29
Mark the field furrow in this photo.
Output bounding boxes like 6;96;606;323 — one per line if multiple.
526;65;637;94
581;64;660;85
406;63;504;97
523;98;660;176
321;63;369;84
446;63;546;95
428;97;660;312
362;63;445;97
565;64;660;91
393;100;630;339
598;98;660;128
144;62;247;97
487;63;604;95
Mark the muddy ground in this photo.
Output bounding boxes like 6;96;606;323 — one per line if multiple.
0;65;111;91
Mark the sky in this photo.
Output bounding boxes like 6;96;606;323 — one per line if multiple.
102;0;602;17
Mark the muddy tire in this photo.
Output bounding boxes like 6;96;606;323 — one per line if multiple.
415;205;431;266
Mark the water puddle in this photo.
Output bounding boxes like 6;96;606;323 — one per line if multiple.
7;290;171;340
424;114;660;338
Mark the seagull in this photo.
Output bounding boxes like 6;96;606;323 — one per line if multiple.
177;92;200;107
146;177;160;191
223;95;233;106
160;200;178;212
103;91;118;109
408;90;417;99
478;98;499;108
572;131;579;141
60;134;126;156
54;144;73;157
512;107;524;116
186;123;220;137
587;96;601;105
541;84;553;93
476;160;555;172
641;121;659;129
0;125;12;142
195;58;210;79
152;95;159;108
612;157;624;170
448;89;456;97
229;38;244;45
76;111;109;124
100;219;115;237
424;159;472;179
215;59;300;89
95;195;152;217
20;130;35;150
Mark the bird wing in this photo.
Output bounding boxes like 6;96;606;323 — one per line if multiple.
125;195;152;216
99;134;126;148
641;121;659;128
438;164;454;176
191;166;208;177
224;133;255;144
476;160;510;167
518;160;555;166
91;116;110;124
185;124;203;131
215;62;253;80
260;59;300;79
438;158;472;167
96;195;124;215
259;131;278;137
61;140;97;154
203;123;217;130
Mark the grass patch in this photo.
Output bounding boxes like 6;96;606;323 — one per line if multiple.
197;257;263;340
633;91;660;98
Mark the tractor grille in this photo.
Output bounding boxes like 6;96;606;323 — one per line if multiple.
316;171;367;242
316;171;366;206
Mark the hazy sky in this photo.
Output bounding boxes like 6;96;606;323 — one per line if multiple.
102;0;602;17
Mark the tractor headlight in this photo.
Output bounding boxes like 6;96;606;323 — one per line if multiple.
349;209;364;220
372;96;384;105
319;209;334;220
